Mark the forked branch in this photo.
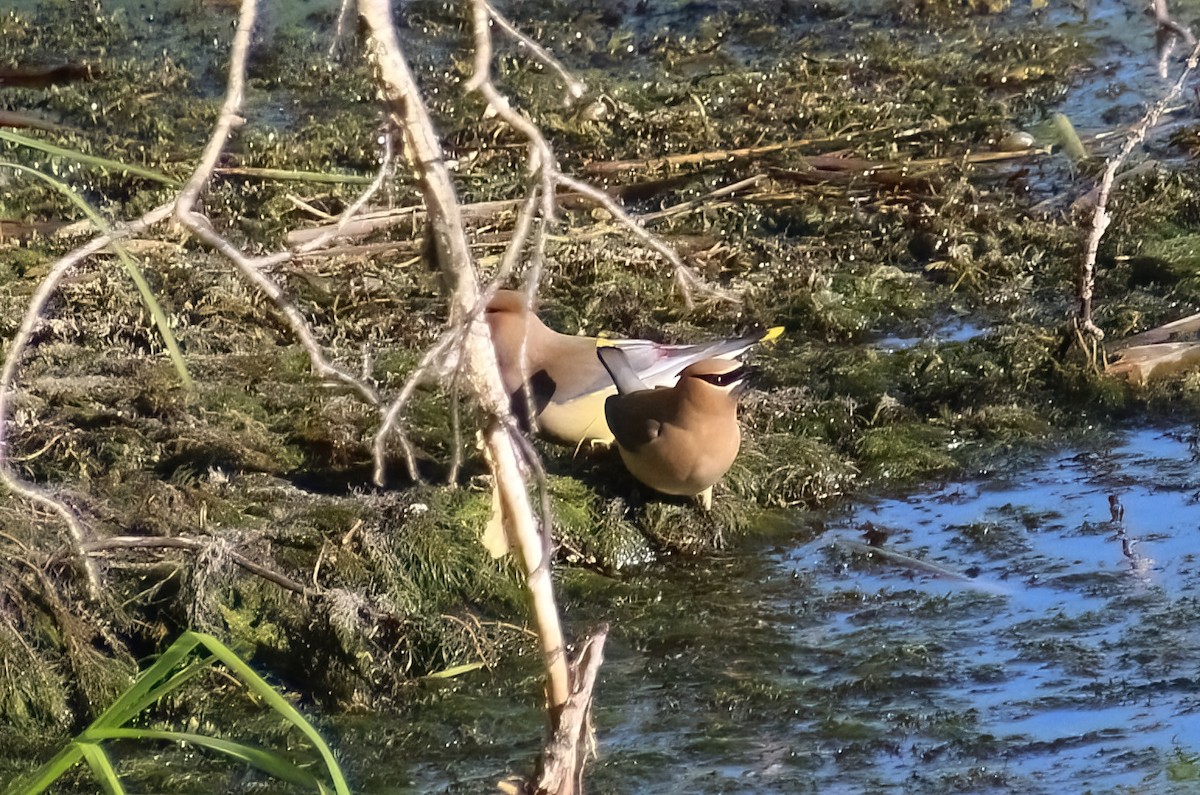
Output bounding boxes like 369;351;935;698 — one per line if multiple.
1077;35;1200;352
358;0;572;728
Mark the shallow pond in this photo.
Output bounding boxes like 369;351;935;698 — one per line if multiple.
333;425;1200;793
582;425;1200;794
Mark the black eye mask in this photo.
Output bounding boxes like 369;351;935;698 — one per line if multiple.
692;365;750;387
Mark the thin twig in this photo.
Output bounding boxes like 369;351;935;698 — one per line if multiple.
482;0;586;101
328;0;357;58
375;184;542;486
174;0;256;220
0;201;175;601
463;0;728;309
1078;37;1200;347
172;0;381;408
297;130;396;254
1154;0;1197;78
373;329;460;485
83;536;315;597
447;367;465;484
556;172;741;305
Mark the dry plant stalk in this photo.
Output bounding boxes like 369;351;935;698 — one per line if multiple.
360;0;579;734
1078;25;1200;357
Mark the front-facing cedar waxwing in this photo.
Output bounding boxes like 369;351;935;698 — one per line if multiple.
485;289;779;448
597;346;750;508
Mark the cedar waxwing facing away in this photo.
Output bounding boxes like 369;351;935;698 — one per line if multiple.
485;290;779;447
597;346;751;508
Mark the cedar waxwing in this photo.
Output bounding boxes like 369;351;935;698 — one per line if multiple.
597;346;750;508
485;289;778;447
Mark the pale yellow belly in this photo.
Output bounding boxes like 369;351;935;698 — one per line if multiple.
535;389;616;446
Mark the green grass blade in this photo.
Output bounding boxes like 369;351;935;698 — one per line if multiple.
190;632;353;795
425;661;485;679
109;656;216;725
89;634;205;728
0;160;194;390
4;742;86;795
8;638;213;794
82;728;323;789
77;742;127;795
0;129;180;187
8;633;352;795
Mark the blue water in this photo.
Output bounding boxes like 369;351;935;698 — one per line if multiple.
576;427;1200;794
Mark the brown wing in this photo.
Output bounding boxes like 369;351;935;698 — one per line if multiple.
604;389;673;451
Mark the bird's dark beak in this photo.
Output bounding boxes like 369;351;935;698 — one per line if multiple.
694;364;754;394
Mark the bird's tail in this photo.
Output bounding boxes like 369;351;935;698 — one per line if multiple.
596;345;649;395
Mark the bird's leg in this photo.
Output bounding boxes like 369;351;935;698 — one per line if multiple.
696;486;713;511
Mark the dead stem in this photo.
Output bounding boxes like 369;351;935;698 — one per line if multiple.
297;129;396;254
373;328;460;485
373;204;534;487
464;0;730;309
172;0;381;408
1078;37;1200;350
483;0;586;101
0;201;175;602
358;0;573;728
534;626;608;794
83;536;316;597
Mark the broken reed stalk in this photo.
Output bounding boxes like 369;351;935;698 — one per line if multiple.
1078;36;1200;351
358;0;572;730
533;625;608;793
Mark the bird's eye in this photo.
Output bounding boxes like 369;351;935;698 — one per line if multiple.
694;366;748;387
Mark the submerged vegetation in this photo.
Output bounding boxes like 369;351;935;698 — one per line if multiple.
4;0;1200;788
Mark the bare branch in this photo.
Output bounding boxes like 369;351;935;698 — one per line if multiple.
0;201;175;601
1078;37;1200;347
83;535;315;597
556;173;742;306
328;0;357;59
174;0;256;218
171;0;381;407
373;328;460;485
463;0;730;309
359;0;572;718
297;129;396;254
481;0;586;101
1154;0;1197;78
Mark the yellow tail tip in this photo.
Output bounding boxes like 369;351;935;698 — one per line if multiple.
759;326;785;344
595;335;619;348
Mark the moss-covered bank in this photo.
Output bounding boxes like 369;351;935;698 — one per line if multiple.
5;0;1200;783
